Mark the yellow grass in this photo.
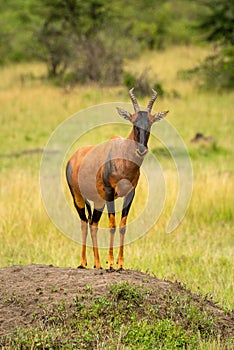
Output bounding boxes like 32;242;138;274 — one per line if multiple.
0;45;233;309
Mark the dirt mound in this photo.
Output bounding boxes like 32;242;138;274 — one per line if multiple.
0;264;233;346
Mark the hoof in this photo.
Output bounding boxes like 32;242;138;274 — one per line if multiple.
117;267;124;272
106;267;115;273
78;265;86;269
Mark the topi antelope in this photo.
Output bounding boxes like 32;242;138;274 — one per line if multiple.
66;88;168;271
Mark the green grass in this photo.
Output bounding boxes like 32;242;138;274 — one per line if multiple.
2;282;233;349
0;43;234;318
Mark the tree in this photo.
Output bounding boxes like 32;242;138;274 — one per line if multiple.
198;0;234;46
31;0;125;84
195;0;234;89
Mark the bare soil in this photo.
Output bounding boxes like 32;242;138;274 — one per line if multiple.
0;264;233;338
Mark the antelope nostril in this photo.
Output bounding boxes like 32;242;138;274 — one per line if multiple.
138;144;147;153
136;147;148;157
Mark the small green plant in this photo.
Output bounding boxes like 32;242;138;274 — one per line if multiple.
3;292;23;305
85;284;93;294
109;281;144;305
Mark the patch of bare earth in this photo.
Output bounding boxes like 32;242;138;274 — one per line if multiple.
0;264;233;339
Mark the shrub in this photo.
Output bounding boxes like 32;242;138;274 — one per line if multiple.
123;69;165;97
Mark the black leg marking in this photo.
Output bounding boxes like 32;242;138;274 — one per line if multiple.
122;189;135;219
105;186;115;217
85;199;92;222
91;206;105;225
65;162;88;222
75;205;87;222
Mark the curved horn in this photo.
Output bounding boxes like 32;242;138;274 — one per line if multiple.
147;89;158;113
129;88;140;112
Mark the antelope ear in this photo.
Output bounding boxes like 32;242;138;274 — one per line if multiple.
152;110;169;123
116;107;132;122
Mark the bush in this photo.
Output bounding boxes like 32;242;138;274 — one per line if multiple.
180;46;234;91
198;47;234;90
123;69;165;97
193;0;234;90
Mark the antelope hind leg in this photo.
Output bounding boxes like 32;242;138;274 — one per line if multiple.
90;207;104;269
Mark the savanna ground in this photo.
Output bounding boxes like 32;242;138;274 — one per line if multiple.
0;265;233;349
0;45;234;348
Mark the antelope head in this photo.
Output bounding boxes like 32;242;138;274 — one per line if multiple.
117;88;169;157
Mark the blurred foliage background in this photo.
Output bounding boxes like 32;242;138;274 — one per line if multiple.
0;0;233;90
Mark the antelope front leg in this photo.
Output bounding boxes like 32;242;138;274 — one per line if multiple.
79;220;88;268
107;214;116;270
117;217;126;270
90;224;101;269
117;189;135;270
90;207;104;269
105;186;116;271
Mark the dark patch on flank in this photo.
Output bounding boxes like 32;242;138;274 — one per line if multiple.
102;150;115;187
